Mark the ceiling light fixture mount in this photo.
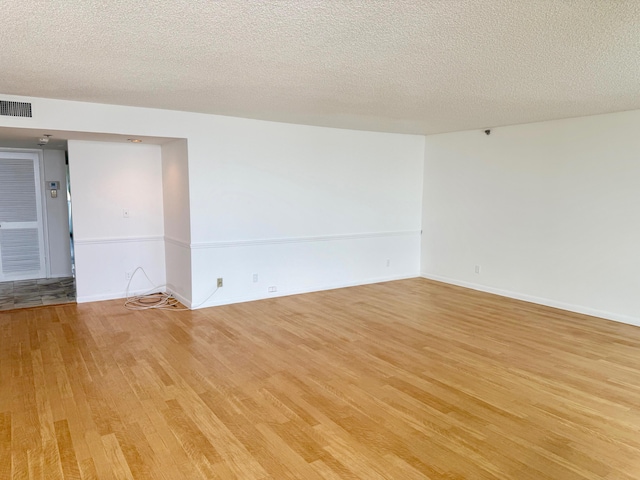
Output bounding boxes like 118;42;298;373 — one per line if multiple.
37;134;52;146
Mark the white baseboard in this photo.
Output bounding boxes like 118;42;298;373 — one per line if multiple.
165;286;192;309
77;274;418;309
421;272;640;328
191;273;419;310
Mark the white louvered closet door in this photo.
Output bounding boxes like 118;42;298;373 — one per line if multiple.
0;151;46;281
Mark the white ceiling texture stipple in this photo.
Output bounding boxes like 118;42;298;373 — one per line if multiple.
0;1;639;135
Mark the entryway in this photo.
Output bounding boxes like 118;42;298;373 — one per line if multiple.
0;145;75;309
0;277;75;310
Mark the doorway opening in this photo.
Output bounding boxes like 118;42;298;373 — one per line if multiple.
0;147;76;310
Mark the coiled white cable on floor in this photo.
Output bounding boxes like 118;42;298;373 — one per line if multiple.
124;267;219;311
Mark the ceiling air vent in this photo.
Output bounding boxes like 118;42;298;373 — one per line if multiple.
0;100;32;118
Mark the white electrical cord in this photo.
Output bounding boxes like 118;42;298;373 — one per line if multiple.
123;266;219;311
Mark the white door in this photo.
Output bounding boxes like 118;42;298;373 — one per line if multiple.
0;151;46;281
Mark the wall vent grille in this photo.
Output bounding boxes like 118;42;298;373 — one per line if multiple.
0;100;32;117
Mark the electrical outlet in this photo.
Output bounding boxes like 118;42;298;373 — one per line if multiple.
386;259;390;267
125;271;132;281
252;274;258;283
217;278;223;288
475;265;481;274
268;286;277;293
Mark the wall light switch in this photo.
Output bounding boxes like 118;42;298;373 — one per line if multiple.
123;208;130;218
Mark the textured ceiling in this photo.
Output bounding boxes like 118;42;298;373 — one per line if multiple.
1;1;639;135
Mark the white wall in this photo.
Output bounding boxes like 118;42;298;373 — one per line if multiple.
187;119;424;307
0;94;425;307
161;139;192;305
68;140;166;302
188;120;423;241
42;150;72;277
422;110;640;325
7;93;639;323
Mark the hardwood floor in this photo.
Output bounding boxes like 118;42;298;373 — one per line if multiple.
2;278;640;479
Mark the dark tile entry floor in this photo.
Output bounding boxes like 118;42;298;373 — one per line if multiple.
0;277;76;311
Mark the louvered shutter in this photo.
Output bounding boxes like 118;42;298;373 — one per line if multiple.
0;152;45;280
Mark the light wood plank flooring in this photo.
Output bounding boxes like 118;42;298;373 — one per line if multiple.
2;278;640;479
